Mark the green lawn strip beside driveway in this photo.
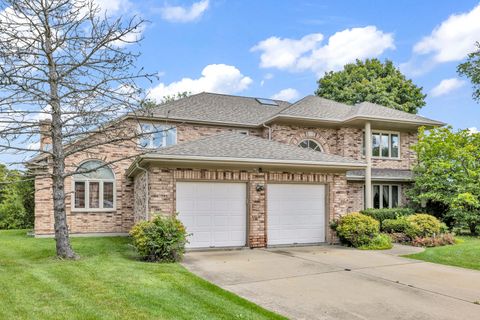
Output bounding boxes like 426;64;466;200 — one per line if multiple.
404;237;480;271
0;230;285;320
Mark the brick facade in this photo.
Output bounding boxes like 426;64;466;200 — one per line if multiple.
34;118;418;242
139;167;348;247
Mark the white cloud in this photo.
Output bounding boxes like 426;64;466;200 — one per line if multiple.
251;26;394;75
148;64;252;100
160;0;209;23
430;78;465;97
468;127;479;134
270;88;300;102
413;4;480;63
94;0;132;15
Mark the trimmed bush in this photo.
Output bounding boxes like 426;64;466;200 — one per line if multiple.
382;217;410;233
335;212;380;247
130;213;188;262
410;233;456;247
360;208;414;226
405;214;442;239
359;233;393;250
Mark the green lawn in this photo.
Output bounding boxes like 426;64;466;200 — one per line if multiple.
404;236;480;271
0;230;285;320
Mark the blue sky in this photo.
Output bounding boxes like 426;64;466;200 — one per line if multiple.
119;0;480;130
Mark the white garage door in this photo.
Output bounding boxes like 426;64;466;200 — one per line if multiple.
176;182;247;248
268;184;326;245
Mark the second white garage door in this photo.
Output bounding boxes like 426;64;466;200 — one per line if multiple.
176;182;247;248
268;184;326;245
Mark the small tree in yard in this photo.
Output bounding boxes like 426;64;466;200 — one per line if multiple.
0;0;157;258
408;127;480;235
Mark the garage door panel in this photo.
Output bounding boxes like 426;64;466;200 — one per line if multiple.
268;184;326;245
177;182;246;248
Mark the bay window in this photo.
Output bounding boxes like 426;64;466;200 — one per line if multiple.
73;160;115;211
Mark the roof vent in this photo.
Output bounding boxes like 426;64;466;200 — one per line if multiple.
255;98;278;106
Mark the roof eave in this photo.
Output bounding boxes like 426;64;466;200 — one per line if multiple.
346;175;413;182
127;154;366;177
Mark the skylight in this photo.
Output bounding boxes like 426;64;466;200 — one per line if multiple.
255;98;279;106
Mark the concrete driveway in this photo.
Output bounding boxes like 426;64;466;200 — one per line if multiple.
183;245;480;320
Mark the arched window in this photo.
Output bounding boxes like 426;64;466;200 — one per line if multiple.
73;160;115;210
298;139;323;152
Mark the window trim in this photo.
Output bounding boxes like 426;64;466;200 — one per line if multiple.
365;184;401;209
138;123;177;149
71;161;116;212
298;139;324;152
362;130;401;160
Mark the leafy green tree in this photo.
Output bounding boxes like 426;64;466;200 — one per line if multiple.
458;42;480;102
315;59;426;114
408;127;480;234
0;164;34;229
0;188;28;229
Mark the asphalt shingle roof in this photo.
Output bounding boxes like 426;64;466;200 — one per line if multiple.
143;92;291;126
347;169;413;181
140;92;444;127
278;95;444;126
145;132;366;166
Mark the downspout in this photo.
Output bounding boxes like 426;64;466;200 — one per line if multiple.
135;162;149;220
262;123;272;140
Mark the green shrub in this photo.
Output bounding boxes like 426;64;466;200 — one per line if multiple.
130;213;188;262
360;208;414;226
359;233;393;250
382;217;410;233
405;214;442;238
335;212;380;247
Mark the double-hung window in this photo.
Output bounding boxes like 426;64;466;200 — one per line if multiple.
138;123;177;149
363;131;400;159
73;160;115;211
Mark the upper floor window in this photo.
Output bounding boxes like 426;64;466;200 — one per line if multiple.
138;123;177;149
73;160;115;211
298;139;323;152
363;131;399;159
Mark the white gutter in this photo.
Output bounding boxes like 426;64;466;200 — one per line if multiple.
262;123;272;140
135;162;149;220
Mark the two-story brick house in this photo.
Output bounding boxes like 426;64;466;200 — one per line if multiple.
32;92;444;248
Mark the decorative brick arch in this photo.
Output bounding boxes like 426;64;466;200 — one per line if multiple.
289;130;330;153
68;151;120;175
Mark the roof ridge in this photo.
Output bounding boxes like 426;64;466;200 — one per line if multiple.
199;91;291;104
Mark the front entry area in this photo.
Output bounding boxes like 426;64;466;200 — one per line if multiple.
267;184;326;245
176;182;247;248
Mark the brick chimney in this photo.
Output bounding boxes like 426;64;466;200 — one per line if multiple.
39;119;52;151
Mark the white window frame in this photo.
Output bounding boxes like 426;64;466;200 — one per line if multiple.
365;184;401;209
298;139;324;152
362;130;401;159
138;123;177;149
72;162;116;212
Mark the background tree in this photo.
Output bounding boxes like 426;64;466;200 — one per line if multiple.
315;59;426;114
408;127;480;234
458;42;480;102
0;0;157;258
0;164;34;229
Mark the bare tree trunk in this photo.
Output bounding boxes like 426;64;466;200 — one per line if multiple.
44;9;76;259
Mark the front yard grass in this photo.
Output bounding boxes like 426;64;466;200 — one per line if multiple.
404;236;480;271
0;230;285;320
